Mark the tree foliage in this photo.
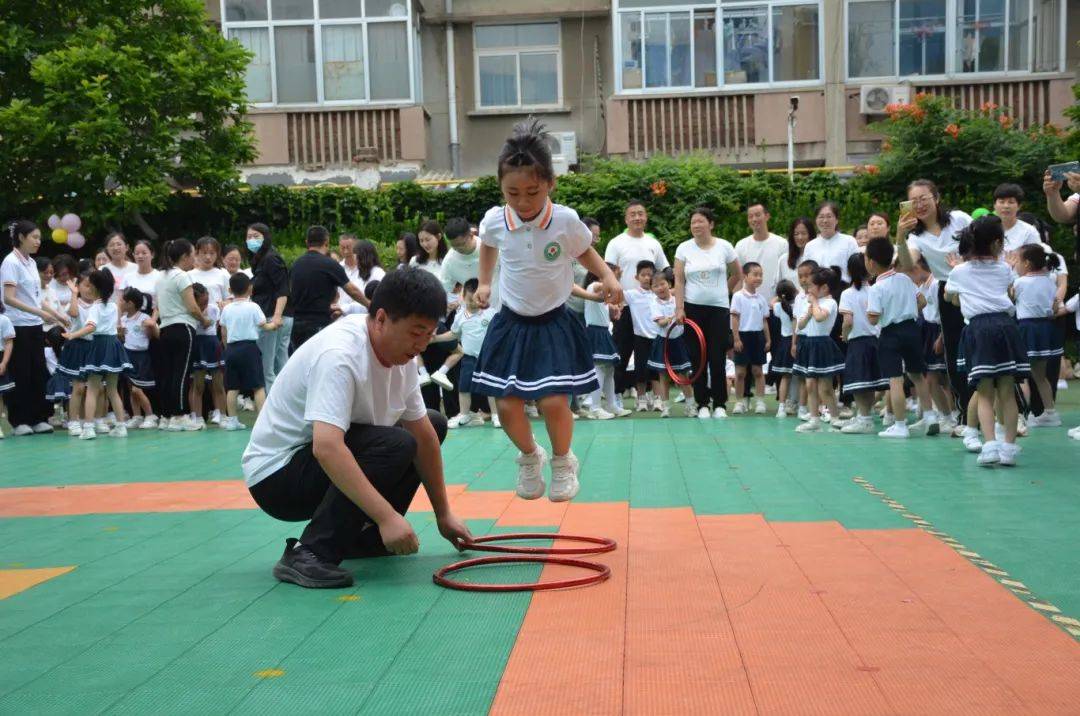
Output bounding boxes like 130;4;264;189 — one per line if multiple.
0;0;256;225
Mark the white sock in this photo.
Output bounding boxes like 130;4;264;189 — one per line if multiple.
435;365;449;376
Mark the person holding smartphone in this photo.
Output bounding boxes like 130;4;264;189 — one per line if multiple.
1043;168;1080;261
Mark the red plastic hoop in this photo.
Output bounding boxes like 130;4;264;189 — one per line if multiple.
433;555;611;592
665;318;706;386
461;533;617;555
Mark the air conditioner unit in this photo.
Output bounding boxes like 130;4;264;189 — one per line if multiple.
859;84;910;115
547;131;578;175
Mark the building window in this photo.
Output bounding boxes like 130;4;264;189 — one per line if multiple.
614;1;822;92
846;0;1063;79
222;0;413;106
474;23;562;109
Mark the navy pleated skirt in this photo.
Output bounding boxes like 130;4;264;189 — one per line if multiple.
647;333;692;373
192;335;223;370
770;335;794;374
1018;317;1063;360
81;335;132;378
958;312;1030;387
793;336;845;378
127;349;156;388
471;305;598;399
56;339;92;378
842;336;888;394
587;325;620;364
921;321;947;373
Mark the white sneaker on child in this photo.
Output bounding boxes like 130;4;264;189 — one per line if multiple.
1067;425;1080;440
94;419;109;434
797;407;810;421
548;451;580;502
660;403;670;418
651;396;664;412
754;399;767;415
492;414;502;428
125;416;141;429
68;422;83;437
447;414;469;429
998;442;1020;467
586;408;616;420
210;409;222;426
977;441;1001;466
431;371;454;391
1028;410;1061;427
515;445;549;500
776;404;788;418
525;404;540;418
108;424;128;438
140;416;158;430
192;416;207;431
712;407;727;419
223;416;247;431
612;408;632;418
636;398;649;413
732;401;747;415
697;406;711;420
878;423;910;439
841;417;876;434
418;369;432;387
674;392;686;403
79;424;96;440
795;418;821;433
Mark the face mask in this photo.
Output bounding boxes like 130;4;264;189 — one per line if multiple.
246;238;264;253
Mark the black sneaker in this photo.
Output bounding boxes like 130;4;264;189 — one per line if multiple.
272;538;354;589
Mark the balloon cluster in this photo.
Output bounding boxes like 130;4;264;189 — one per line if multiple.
47;214;86;250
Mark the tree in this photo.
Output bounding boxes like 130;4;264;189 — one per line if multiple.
0;0;256;235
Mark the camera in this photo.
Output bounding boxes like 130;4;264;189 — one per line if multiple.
789;96;799;112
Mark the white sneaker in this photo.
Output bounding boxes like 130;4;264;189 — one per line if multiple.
754;399;767;415
48;414;65;428
124;416;141;429
586;408;616;420
515;445;548;500
838;406;854;420
548;451;580;502
431;371;454;391
140;416;158;430
94;419;109;434
108;424;127;438
1057;379;1068;390
12;424;34;436
612;407;632;418
241;397;255;411
68;422;83;437
879;423;910;439
106;412;117;427
732;401;747;415
79;424;96;440
636;398;649;413
938;416;958;434
447;414;469;429
1016;415;1028;437
208;409;221;425
492;414;502;428
775;404;788;418
882;413;896;427
998;442;1020;467
660;403;670;418
32;422;54;434
922;411;940;436
1068;425;1080;440
765;384;777;395
905;398;918;412
907;418;931;436
963;433;984;452
179;416;201;432
712;407;727;419
1028;410;1062;427
797;407;810;421
977;441;1001;466
841;417;876;434
674;392;686;403
697;407;711;420
525;404;540;418
952;422;968;438
683;402;696;418
223;416;247;431
795;418;821;433
192;416;207;431
651;396;664;412
160;416;173;430
418;370;432;387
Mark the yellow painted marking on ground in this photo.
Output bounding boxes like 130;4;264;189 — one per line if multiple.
336;594;361;602
254;669;285;679
0;567;76;600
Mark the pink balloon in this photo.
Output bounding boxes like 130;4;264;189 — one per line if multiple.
66;232;86;250
60;213;81;233
47;214;61;230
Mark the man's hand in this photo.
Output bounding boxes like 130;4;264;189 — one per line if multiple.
379;513;419;555
475;283;492;308
437;513;473;551
733;337;743;353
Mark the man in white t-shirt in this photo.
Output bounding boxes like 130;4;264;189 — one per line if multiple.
242;268;473;589
735;203;788;299
604;200;669;393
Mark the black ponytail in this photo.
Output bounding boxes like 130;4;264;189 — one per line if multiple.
497;118;555;183
1018;244;1060;272
161;239;194;271
775;279;797;321
847;252;870;290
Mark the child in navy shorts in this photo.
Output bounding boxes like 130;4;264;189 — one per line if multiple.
219;272;273;430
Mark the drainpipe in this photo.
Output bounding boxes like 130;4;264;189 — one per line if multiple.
446;0;461;177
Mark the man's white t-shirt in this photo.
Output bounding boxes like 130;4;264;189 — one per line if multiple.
604;231;669;292
242;315;427;487
440;245;481;293
734;233;788;298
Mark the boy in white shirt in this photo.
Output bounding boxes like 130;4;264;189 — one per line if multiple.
729;262;771;414
624;260;658;411
434;279;499;429
219;273;273;430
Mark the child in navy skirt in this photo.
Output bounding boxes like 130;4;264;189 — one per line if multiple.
119;287;158;429
471;119;621;502
793;267;844;433
61;270;131;439
0;312;14;437
1014;244;1063;427
838;256;886;433
188;284;222;430
644;268;694;417
770;280;798;417
944;215;1028;466
582;265;628;420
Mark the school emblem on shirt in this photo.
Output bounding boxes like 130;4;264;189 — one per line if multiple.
543;242;561;262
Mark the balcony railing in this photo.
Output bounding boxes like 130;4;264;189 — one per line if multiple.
626;95;756;159
915;78;1054;129
286;108;403;168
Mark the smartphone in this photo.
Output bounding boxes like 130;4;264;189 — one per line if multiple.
899;200;914;219
1048;161;1079;181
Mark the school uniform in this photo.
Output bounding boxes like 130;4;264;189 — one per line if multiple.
918;277;946;373
792;296;844;378
471;201;597;399
770;302;796;375
625;286;658;384
220;299;268;392
192;303;223;371
451;305;496;394
729;289;770;367
646;294;691;373
80;301;132;378
1013;273;1062;360
0;314;15;394
868;270;925;378
944;259;1028;387
121;310;155;389
584;283;619;364
839;285;887;394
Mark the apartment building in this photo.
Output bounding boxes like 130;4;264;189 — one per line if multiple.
209;0;1079;185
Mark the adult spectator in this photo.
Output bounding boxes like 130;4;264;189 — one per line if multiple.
673;207;742;419
735;203;788;300
1043;169;1080;261
102;231;139;302
246;223;291;391
242;267;472;589
337;234;384;311
778;217;816;286
1;219;53;434
604;201;668;393
803;202;860;282
290;226;365;353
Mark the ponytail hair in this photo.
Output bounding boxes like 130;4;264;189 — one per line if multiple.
121;286;151;313
497;118;555;183
810;267;839;297
161;239;194;271
775;279;797;321
7;219;37;249
1018;243;1061;272
847;252;870;290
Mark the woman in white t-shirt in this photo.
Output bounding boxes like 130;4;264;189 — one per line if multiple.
777;217;815;286
222;244;253;298
899;179;973;416
126;240;162;309
338;237;384;310
103;231;139;302
410;220;448;280
1;219;54;433
673;207;742;419
155;239;211;430
802;201;860;283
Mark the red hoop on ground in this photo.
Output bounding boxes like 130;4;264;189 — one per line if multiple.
433;555;611;592
461;533;616;555
665;318;705;386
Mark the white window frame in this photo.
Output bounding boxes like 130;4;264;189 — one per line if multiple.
473;22;564;111
612;0;825;95
843;0;1067;82
220;0;415;108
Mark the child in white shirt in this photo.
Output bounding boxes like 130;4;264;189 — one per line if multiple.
729;262;772;415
